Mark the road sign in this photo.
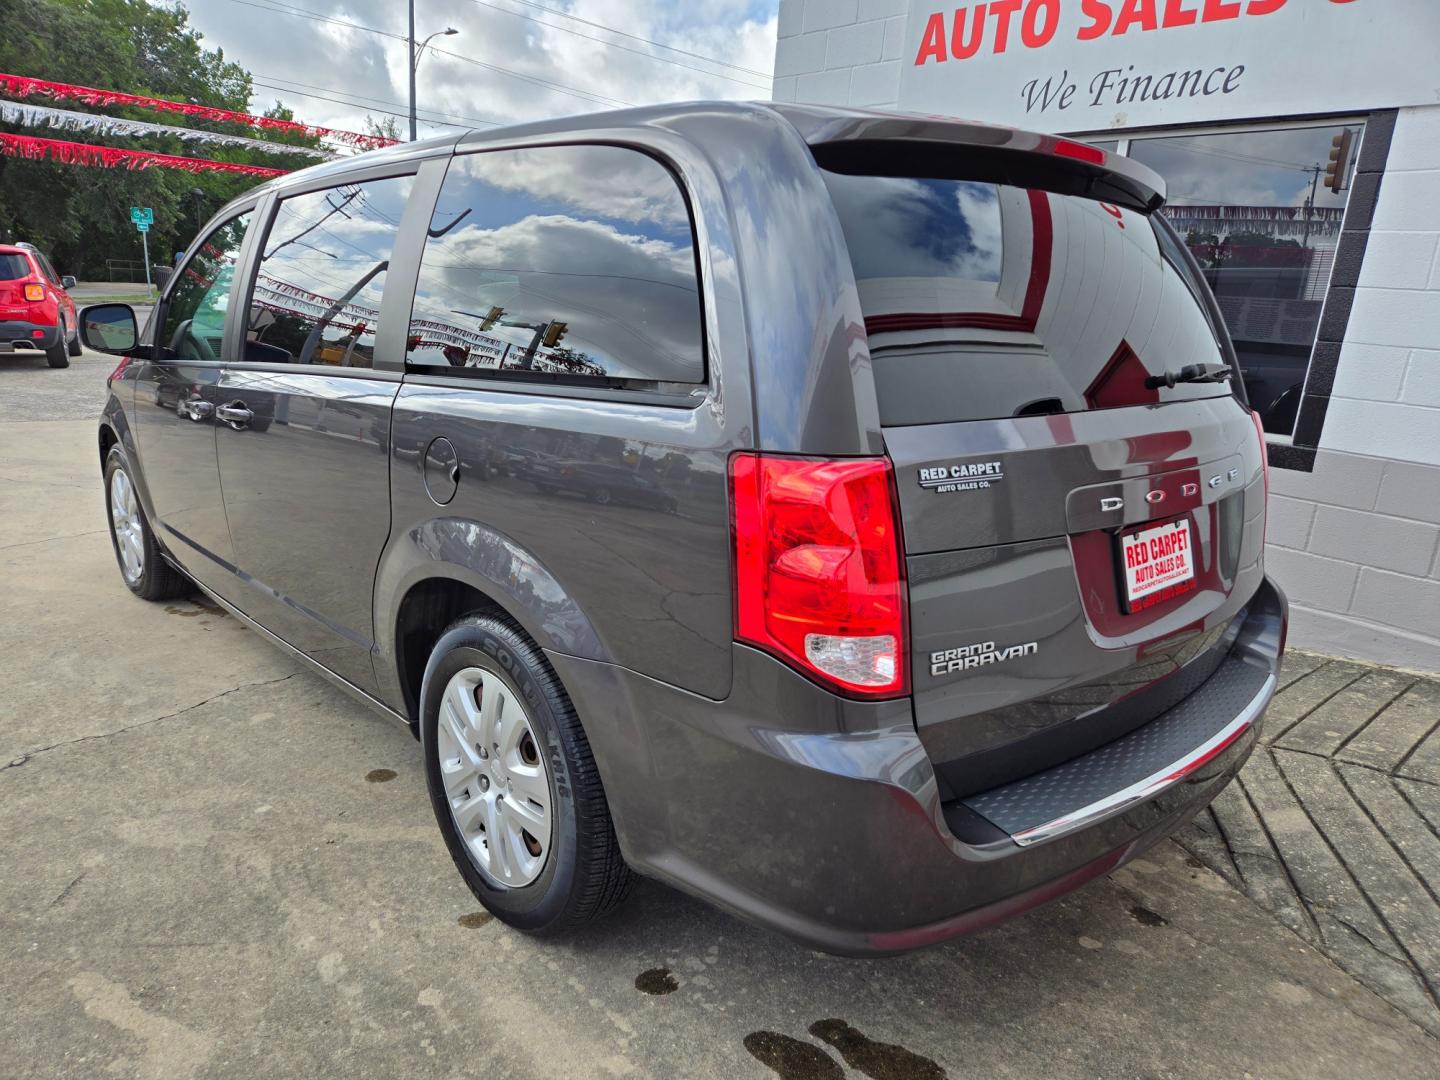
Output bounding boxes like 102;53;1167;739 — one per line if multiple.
129;206;153;226
135;221;150;233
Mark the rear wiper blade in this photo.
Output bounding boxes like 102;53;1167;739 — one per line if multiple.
1145;363;1233;390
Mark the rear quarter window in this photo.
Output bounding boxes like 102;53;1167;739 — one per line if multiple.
822;170;1230;426
0;253;32;280
404;144;705;388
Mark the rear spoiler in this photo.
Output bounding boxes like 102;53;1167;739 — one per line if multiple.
771;104;1165;214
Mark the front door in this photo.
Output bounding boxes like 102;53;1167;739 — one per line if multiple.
214;175;416;694
131;211;252;597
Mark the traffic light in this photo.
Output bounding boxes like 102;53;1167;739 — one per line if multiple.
541;320;568;348
1325;129;1355;194
479;306;503;331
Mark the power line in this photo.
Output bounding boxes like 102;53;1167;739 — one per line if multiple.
460;0;770;89
253;76;502;129
219;0;631;110
493;0;772;78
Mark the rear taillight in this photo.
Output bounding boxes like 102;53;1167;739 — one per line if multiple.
729;453;907;699
1251;408;1269;542
23;283;45;302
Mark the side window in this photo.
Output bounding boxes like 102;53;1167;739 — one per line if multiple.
244;176;414;368
33;249;60;283
160;212;252;362
405;145;704;385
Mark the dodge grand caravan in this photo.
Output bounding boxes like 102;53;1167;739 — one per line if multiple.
83;102;1286;955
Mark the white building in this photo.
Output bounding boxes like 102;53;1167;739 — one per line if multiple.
774;0;1440;671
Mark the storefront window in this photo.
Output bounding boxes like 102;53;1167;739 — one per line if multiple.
1127;123;1363;435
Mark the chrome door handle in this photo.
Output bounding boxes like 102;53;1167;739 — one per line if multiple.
215;401;253;428
179;398;213;421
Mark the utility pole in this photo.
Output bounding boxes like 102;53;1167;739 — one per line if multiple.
408;0;417;142
407;3;458;142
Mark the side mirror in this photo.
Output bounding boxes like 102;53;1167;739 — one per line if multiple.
60;275;77;289
79;303;139;355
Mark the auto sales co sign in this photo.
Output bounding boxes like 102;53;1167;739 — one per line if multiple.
897;0;1440;134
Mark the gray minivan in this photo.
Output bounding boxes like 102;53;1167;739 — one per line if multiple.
84;102;1286;955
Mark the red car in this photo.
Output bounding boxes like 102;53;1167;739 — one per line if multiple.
0;242;80;368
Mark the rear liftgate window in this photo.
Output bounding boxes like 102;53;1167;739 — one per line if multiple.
0;253;30;280
821;171;1233;426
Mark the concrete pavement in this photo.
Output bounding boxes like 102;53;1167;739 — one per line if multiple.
3;350;1438;1078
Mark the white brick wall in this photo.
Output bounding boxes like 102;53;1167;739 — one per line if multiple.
772;0;902;107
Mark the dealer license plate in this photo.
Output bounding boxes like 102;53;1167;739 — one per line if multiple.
1120;518;1196;611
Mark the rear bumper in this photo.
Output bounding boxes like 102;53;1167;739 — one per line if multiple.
0;319;61;351
551;576;1287;956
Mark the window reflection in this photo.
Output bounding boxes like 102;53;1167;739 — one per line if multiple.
246;176;414;368
1128;124;1363;434
161;212;251;361
824;171;1229;426
405;145;704;384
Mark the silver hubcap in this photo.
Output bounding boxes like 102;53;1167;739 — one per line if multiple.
109;468;144;584
436;666;552;887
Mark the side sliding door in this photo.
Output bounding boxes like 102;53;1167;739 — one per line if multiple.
213;159;445;695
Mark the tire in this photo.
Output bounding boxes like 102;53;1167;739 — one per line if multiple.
68;330;82;357
420;612;633;934
46;322;69;368
103;447;190;601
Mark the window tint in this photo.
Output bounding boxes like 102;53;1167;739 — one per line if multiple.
406;145;704;385
245;175;414;368
0;253;29;280
1126;123;1364;435
32;248;60;282
824;171;1227;427
160;212;252;362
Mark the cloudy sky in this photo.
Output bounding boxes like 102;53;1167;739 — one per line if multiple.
184;0;779;139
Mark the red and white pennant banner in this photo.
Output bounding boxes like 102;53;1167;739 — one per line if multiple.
0;100;332;159
0;132;287;177
0;72;396;151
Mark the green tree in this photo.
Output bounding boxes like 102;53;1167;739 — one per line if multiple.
0;0;323;278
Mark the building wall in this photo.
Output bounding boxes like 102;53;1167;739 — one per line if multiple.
772;1;1440;671
1268;106;1440;673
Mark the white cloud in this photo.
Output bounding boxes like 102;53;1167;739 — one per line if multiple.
182;0;778;141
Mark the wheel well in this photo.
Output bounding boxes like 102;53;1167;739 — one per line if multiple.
99;424;118;468
394;577;502;722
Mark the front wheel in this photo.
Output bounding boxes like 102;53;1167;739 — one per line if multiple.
103;447;190;601
420;612;633;933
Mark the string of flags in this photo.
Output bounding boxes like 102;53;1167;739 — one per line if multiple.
0;72;396;179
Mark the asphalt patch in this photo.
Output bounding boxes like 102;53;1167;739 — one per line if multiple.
457;912;493;929
365;768;398;783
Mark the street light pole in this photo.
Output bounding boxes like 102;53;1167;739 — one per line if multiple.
407;0;417;141
407;2;457;142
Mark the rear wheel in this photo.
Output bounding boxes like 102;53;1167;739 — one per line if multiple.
67;329;82;357
46;322;69;368
103;447;190;601
420;612;633;933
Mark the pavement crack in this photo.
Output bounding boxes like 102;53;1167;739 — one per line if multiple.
0;529;108;553
3;673;301;772
49;871;87;908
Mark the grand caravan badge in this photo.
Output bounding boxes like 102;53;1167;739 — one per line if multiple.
918;460;1003;494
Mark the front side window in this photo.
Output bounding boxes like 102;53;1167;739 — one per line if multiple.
244;175;414;368
405;144;704;386
160;212;252;362
1127;122;1364;434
